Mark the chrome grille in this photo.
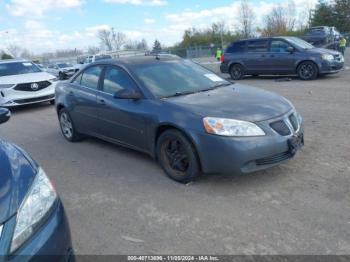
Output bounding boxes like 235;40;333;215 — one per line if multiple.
14;81;51;92
270;120;291;136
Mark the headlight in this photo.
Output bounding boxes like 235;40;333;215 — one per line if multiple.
203;117;265;137
321;54;334;61
10;168;57;253
0;84;14;89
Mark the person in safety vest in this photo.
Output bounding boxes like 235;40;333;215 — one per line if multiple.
339;37;347;55
215;48;222;61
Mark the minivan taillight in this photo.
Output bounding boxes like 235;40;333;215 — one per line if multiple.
220;54;225;62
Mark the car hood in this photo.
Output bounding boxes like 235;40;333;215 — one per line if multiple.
0;72;56;85
165;84;293;122
0;140;37;224
307;47;341;56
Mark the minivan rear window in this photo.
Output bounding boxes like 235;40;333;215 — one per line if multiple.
226;42;246;53
247;40;269;52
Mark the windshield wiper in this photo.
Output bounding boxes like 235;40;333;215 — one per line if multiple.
211;82;232;89
165;91;195;98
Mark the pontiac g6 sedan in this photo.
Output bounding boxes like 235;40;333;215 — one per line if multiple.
55;55;304;183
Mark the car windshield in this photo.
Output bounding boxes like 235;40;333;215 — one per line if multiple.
0;62;42;77
309;28;326;34
286;37;314;49
133;60;230;98
57;63;72;68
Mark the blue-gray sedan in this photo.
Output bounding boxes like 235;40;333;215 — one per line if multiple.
0;108;74;261
55;55;304;183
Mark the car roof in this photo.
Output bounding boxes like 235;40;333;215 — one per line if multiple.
232;36;296;43
89;54;181;67
0;58;27;64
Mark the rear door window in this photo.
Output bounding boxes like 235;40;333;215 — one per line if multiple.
247;40;269;52
80;66;103;90
226;41;246;53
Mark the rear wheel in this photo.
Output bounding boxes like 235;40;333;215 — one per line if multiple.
297;61;318;80
230;64;245;80
157;130;200;183
59;108;83;142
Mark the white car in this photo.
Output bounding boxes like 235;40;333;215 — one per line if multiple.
0;59;57;107
46;63;78;80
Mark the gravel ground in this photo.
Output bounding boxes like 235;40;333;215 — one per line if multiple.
0;52;349;255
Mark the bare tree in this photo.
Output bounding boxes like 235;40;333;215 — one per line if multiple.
98;29;113;51
98;28;126;51
111;28;126;50
20;48;33;59
238;0;255;38
7;44;22;58
88;46;100;55
262;1;296;36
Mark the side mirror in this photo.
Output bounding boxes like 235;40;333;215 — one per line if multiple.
0;108;11;124
114;89;141;100
287;46;295;53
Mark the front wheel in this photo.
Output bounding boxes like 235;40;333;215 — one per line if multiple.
230;64;245;80
157;130;200;183
297;62;318;80
59;108;83;142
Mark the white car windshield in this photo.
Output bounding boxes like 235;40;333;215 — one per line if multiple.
0;62;42;77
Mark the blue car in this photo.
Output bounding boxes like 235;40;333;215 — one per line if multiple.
55;55;304;184
0;108;74;261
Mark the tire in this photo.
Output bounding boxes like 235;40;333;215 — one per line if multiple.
229;64;245;80
156;130;200;183
58;108;83;142
297;61;318;80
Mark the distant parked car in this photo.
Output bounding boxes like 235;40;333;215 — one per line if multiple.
302;26;333;47
0;59;57;107
0;108;74;260
77;54;112;65
46;63;78;80
220;36;344;81
55;55;304;183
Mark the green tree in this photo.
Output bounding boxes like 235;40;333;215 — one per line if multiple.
1;53;13;60
333;0;350;32
152;40;162;52
310;1;334;27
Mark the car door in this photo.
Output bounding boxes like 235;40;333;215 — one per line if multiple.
96;65;148;151
267;39;297;73
243;39;270;74
68;65;103;135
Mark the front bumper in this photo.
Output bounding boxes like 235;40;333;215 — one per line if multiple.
220;62;229;74
320;60;344;74
0;201;74;262
0;83;56;107
192;112;304;174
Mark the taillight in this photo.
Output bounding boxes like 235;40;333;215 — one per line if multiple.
220;54;225;62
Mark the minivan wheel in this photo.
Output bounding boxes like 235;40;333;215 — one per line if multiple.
157;130;200;183
297;62;318;80
230;64;244;80
59;108;82;142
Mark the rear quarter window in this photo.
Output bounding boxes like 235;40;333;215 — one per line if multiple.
226;42;246;53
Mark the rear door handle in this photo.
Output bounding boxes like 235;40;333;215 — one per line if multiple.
68;91;74;96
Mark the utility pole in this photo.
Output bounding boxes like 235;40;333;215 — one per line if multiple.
220;28;224;50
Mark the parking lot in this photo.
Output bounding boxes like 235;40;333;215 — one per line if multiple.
0;53;350;255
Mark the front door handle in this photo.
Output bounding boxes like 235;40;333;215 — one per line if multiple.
98;98;106;105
